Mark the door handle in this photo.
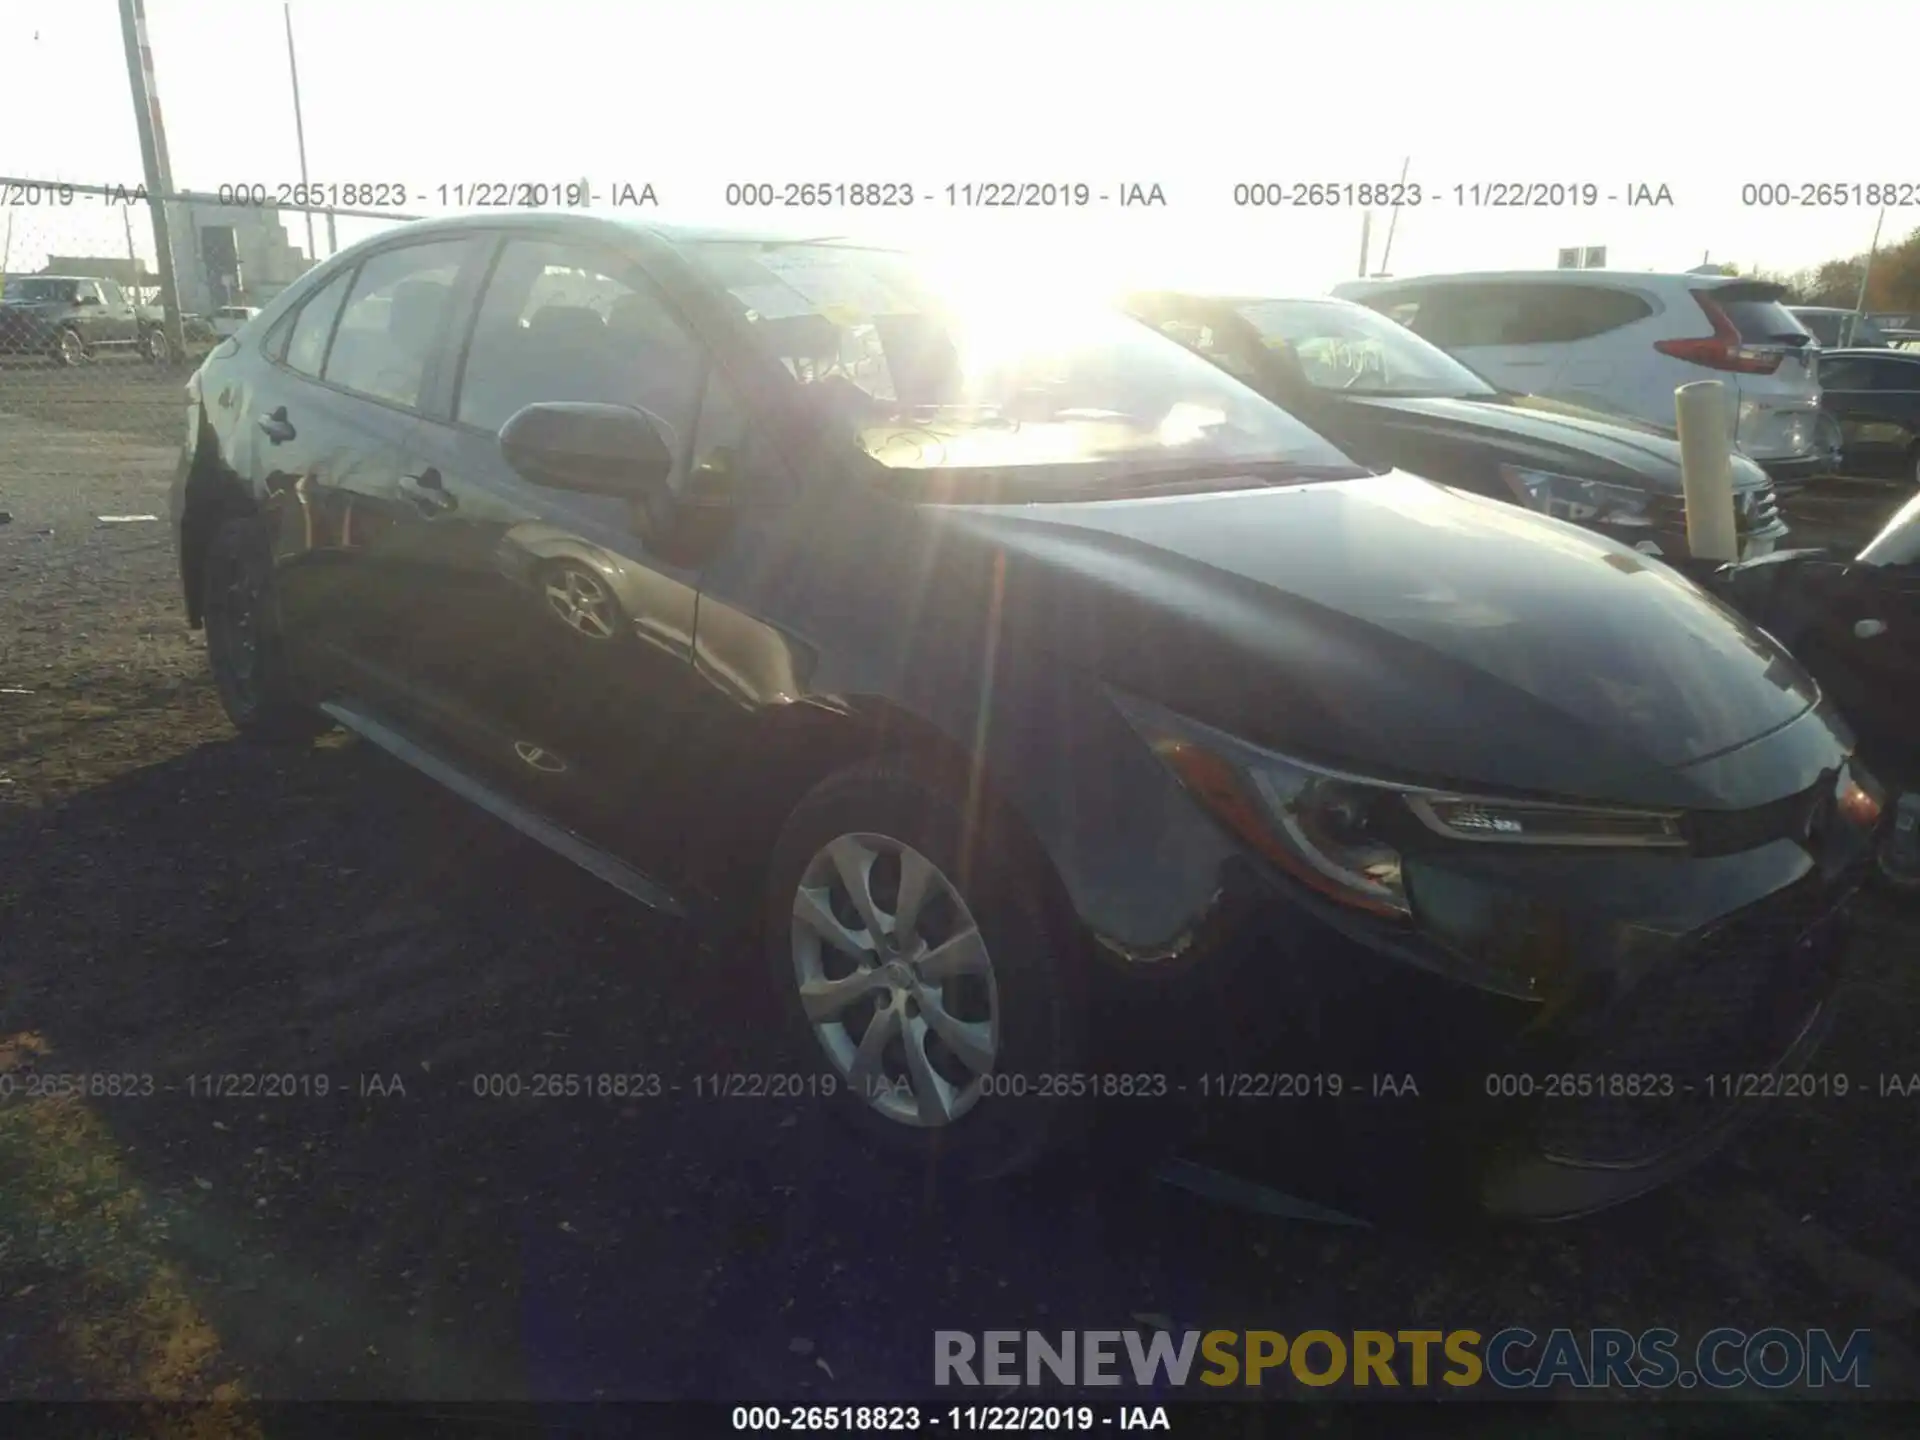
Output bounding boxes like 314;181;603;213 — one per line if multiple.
399;467;456;515
257;408;296;444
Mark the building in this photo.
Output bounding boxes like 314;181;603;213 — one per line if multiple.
164;200;313;314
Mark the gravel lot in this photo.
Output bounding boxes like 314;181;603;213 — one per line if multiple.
2;378;1918;1420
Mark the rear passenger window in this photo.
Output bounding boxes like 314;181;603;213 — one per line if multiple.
322;241;470;409
282;270;354;376
1503;286;1652;343
1399;284;1651;347
1819;357;1872;390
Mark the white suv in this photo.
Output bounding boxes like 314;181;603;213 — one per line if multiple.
1331;271;1824;486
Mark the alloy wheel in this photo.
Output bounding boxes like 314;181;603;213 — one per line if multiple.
543;563;618;639
145;327;171;365
790;833;1000;1127
56;329;85;366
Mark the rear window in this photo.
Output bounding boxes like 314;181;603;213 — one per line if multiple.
1711;289;1812;346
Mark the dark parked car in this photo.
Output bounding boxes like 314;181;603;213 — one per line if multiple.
1789;307;1893;349
1127;291;1791;559
0;274;175;365
172;215;1881;1222
1815;347;1920;486
1706;490;1920;893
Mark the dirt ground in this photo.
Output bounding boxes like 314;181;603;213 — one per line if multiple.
2;376;1919;1423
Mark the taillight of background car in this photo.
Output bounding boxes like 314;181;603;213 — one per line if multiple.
1654;291;1787;375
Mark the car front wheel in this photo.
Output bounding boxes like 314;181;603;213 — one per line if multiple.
766;759;1082;1181
52;328;86;367
143;327;172;365
1874;792;1920;902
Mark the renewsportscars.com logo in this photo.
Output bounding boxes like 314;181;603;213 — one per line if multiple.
934;1328;1873;1391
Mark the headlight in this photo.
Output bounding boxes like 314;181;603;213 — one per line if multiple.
1498;464;1655;529
1113;693;1688;921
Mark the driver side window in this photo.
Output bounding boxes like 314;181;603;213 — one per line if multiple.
455;238;709;488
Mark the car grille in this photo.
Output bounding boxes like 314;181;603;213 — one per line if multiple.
1532;879;1844;1167
1645;482;1784;543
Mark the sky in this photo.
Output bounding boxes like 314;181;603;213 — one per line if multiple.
0;0;1908;297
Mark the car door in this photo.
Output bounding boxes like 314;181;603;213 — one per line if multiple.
1820;355;1920;476
254;236;487;708
68;281;115;347
1409;281;1647;410
383;231;719;857
93;280;137;346
1398;283;1546;392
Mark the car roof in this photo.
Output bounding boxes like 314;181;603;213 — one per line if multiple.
1135;289;1367;309
1338;270;1769;288
341;211;901;254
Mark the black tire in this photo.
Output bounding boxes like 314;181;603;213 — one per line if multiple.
202;515;330;743
764;758;1083;1182
1871;791;1920;905
143;326;172;366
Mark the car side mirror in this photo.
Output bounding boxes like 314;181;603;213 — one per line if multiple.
498;402;673;500
76;292;100;306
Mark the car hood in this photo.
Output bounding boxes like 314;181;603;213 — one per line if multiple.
938;472;1820;806
1339;395;1767;496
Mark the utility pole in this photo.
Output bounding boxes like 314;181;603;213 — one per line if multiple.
117;0;185;359
283;3;319;263
1378;156;1412;275
1357;210;1372;278
1852;206;1886;344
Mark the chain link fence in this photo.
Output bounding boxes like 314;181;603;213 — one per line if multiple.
1;180;414;447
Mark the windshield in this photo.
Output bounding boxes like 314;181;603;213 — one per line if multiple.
1232;298;1499;399
676;240;1358;489
2;277;80;303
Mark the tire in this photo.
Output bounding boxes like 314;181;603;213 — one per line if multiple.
1871;792;1920;905
201;515;330;743
764;758;1082;1182
143;326;172;365
51;327;86;367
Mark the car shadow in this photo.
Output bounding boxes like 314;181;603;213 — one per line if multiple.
2;725;1914;1403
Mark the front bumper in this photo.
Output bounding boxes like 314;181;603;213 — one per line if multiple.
1084;809;1866;1225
